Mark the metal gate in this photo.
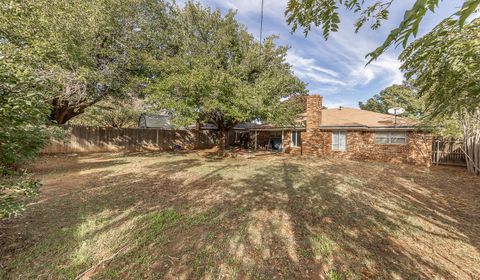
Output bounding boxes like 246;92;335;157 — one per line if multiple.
432;139;467;166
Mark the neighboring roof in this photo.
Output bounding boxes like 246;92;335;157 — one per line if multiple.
139;114;174;129
233;122;258;130
138;114;218;130
320;107;417;129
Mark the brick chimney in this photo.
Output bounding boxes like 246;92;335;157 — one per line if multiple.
306;95;323;129
303;95;323;156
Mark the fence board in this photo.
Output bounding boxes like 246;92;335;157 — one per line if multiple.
432;139;467;166
41;126;220;154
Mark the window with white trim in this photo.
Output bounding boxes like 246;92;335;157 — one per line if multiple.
332;131;347;151
376;131;407;144
291;131;301;147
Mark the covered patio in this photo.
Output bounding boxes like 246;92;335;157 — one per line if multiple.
229;126;305;154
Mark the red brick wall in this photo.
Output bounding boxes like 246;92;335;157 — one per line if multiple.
299;94;433;166
304;130;432;166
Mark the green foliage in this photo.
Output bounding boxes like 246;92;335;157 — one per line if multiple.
282;92;309;115
0;175;41;219
0;56;46;218
0;0;176;124
430;116;463;138
0;47;50;169
359;84;423;118
400;18;480;117
147;2;306;143
285;0;480;63
0;41;63;219
399;18;480;175
69;99;142;128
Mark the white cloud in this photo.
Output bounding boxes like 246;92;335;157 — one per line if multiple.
302;24;405;89
286;50;346;86
308;86;341;96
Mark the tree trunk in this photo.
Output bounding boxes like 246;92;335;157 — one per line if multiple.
50;106;85;124
50;97;100;124
209;115;236;155
218;128;230;154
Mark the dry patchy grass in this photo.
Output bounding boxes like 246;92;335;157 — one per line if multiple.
0;152;479;279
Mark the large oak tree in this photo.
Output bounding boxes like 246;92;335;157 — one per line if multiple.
147;3;306;149
0;0;176;124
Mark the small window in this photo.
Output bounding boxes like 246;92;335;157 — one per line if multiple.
291;131;301;147
376;131;407;144
332;131;347;151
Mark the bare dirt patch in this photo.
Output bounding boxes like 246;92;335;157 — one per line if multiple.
1;152;479;279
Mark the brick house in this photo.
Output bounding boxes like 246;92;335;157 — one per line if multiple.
236;95;432;166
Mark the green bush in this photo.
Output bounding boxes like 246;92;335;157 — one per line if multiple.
0;175;41;218
0;47;50;218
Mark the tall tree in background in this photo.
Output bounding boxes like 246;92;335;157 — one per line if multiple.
285;0;479;63
400;19;480;175
359;84;423;118
0;0;175;124
147;3;306;150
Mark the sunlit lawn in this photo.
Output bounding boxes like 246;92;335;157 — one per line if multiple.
1;152;479;279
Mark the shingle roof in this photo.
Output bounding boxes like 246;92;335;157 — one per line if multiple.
138;114;218;130
140;107;414;131
320;107;416;128
139;114;174;129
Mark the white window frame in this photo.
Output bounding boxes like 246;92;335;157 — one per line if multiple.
375;131;407;145
332;130;347;151
291;131;301;147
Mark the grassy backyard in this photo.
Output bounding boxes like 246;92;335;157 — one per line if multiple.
0;152;479;279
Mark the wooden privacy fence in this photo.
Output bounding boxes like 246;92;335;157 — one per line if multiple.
41;126;221;154
432;138;467;166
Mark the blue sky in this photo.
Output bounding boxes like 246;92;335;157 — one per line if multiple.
181;0;465;108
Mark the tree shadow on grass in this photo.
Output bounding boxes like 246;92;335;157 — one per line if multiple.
154;158;479;279
310;160;480;278
0;152;250;279
196;160;457;279
1;154;479;279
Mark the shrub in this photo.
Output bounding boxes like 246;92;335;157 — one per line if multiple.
0;47;50;217
0;175;41;218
